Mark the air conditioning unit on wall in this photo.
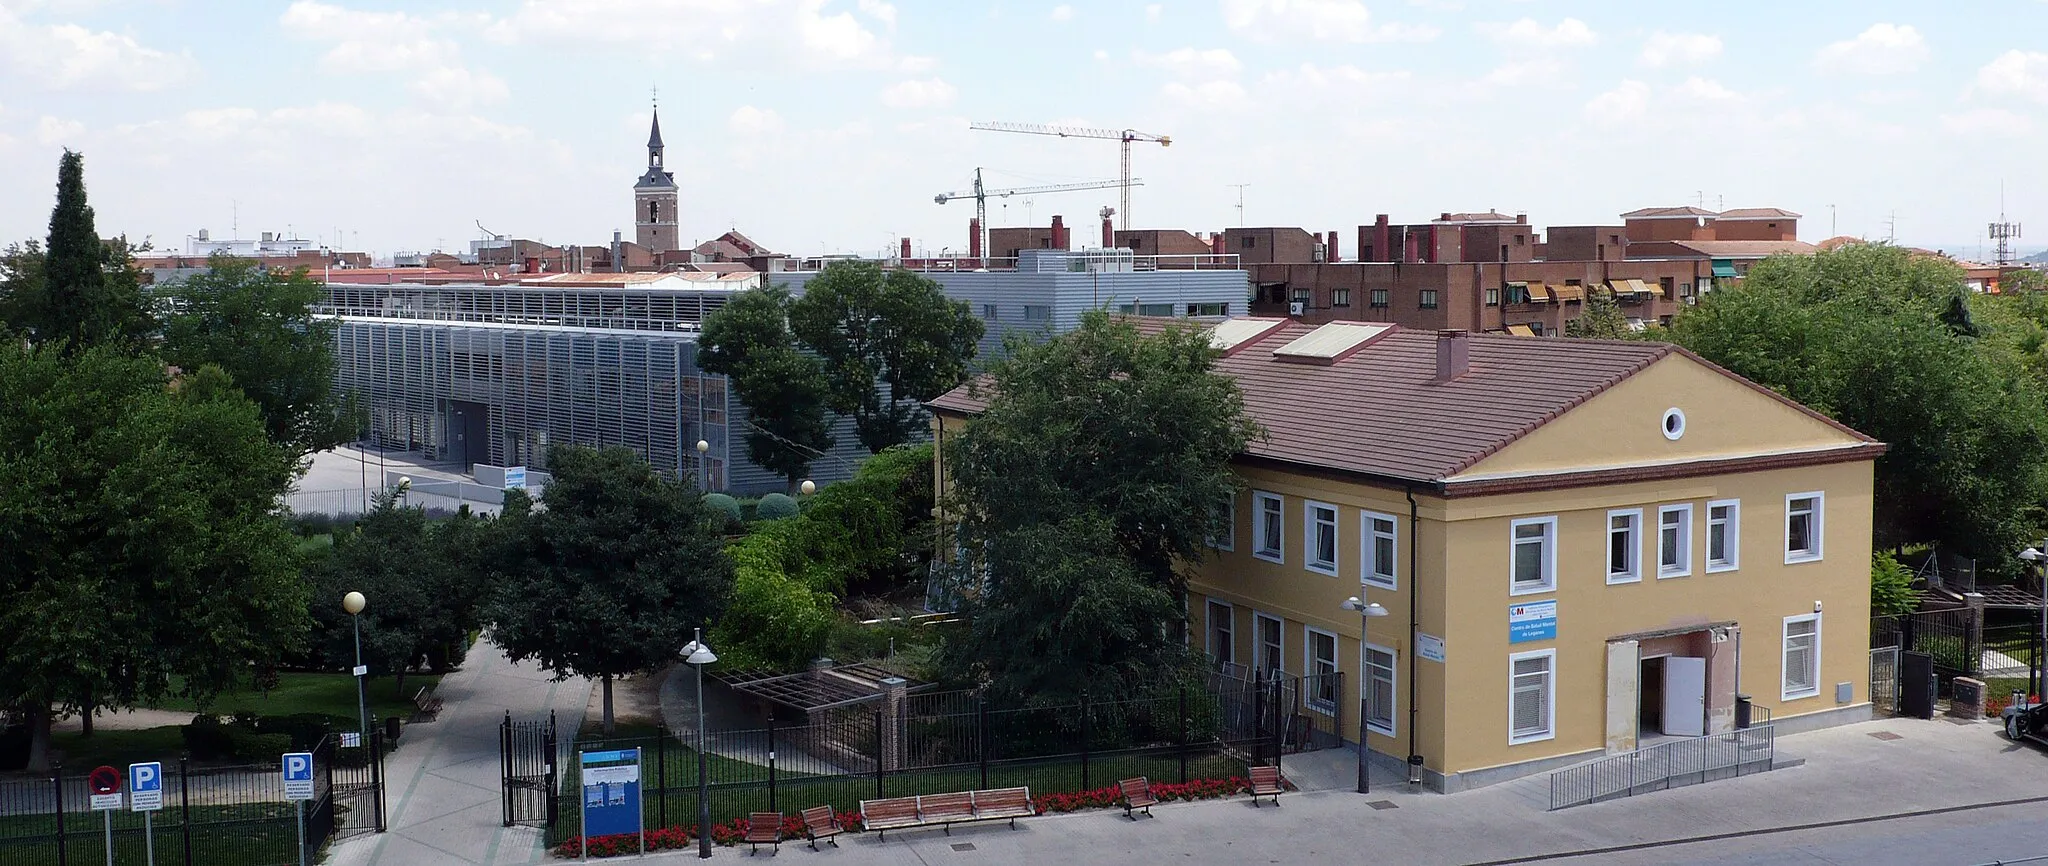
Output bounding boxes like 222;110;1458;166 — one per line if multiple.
1289;302;1305;316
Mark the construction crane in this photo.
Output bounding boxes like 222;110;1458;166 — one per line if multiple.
969;122;1171;231
935;168;1140;261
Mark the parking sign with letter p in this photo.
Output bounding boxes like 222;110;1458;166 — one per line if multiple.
282;752;315;801
129;762;163;811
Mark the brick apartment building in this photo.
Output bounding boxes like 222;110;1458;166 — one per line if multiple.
1244;207;1814;335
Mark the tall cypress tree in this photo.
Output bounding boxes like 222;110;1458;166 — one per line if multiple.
12;150;150;352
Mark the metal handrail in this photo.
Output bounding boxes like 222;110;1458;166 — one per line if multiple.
1548;723;1776;810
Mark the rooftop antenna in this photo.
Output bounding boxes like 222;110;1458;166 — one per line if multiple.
1228;183;1250;227
1991;182;2022;266
1884;211;1897;244
232;199;238;239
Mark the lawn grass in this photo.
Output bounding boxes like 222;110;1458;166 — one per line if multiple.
0;803;298;866
150;672;440;721
47;726;190;772
545;748;1247;846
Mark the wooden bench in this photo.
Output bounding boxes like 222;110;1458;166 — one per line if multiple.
744;811;782;854
1249;766;1286;807
412;686;443;721
1118;777;1157;820
858;786;1034;840
800;806;842;850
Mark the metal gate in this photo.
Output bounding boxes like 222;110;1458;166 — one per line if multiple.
500;711;558;828
1869;646;1899;715
1901;651;1937;719
328;729;388;840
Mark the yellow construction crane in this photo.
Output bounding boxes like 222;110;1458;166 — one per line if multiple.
935;168;1140;261
969;121;1171;231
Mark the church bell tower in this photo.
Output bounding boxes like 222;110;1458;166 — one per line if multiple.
634;101;680;253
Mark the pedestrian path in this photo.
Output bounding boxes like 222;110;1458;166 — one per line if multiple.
327;638;589;866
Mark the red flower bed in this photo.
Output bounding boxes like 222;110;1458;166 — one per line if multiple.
1987;693;2042;718
1029;776;1261;815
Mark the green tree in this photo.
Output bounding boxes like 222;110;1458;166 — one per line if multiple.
161;256;361;457
941;313;1261;700
306;495;491;692
698;287;835;490
485;445;735;734
787;262;984;452
0;151;152;352
1871;551;1916;617
709;530;835;672
1663;243;2048;574
0;346;309;770
1564;288;1631;339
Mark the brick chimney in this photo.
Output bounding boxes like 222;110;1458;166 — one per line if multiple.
1050;215;1068;249
899;237;911;260
1211;233;1225;255
1325;231;1339;262
968;218;982;260
1434;329;1470;381
1375;214;1391;263
1102;216;1115;249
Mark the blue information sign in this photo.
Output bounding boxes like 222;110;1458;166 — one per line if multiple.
1509;600;1557;644
579;748;643;839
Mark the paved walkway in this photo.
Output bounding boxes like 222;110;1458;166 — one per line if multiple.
327;638;589;866
617;716;2048;864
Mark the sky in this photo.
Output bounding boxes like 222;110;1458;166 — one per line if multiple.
3;0;2047;260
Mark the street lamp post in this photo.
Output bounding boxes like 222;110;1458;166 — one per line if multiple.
799;479;815;496
342;591;368;737
695;439;710;493
2023;544;2048;701
682;629;718;859
396;475;411;507
1341;595;1390;795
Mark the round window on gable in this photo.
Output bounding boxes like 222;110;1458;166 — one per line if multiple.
1662;407;1686;441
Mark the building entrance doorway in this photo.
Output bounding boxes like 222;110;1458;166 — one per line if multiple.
1641;655;1706;738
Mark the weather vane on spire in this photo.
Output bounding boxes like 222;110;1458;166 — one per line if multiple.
651;85;658;111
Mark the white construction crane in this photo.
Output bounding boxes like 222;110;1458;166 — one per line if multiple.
935;168;1140;261
969;122;1171;231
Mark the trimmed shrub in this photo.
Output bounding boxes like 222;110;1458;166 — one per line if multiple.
702;493;743;530
1872;551;1916;617
754;493;801;521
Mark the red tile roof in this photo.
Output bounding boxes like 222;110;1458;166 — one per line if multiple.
1621;206;1719;219
929;320;1878;487
1715;207;1802;220
1667;239;1816;258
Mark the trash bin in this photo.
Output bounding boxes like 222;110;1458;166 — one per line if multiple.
1734;694;1753;729
386;715;403;742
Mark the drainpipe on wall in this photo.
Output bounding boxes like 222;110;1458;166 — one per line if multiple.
1406;487;1423;788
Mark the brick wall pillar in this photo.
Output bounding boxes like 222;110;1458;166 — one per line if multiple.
878;676;907;772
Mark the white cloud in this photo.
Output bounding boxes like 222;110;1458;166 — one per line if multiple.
1161;79;1248;110
0;5;196;91
1941;107;2034;136
1673;76;1739;102
1974;50;2048;103
410;67;510;111
1584;79;1649;126
1145;3;1162;22
1093;49;1109;61
728;105;787;136
1813;23;1927;75
486;0;901;70
1473;57;1566;90
857;0;895;27
1486;17;1596;49
279;2;460;72
1050;4;1073;22
1134;47;1241;79
1639;31;1721;67
879;78;957;109
1221;0;1438;44
1263;62;1409;91
896;54;936;73
36;115;85;146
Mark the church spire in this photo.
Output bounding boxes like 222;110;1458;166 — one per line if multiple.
647;89;664;167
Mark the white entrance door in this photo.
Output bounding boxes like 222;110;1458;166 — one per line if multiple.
1662;656;1707;737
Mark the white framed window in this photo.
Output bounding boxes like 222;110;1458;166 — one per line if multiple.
1785;492;1824;563
1253;612;1285;675
1305;500;1339;576
1509;649;1556;745
1706;499;1740;572
1208;496;1236;551
1782;613;1821;701
1364;643;1397;736
1607;509;1643;584
1510;517;1557;595
1253;491;1284;563
1658;504;1693;578
1361;510;1398;590
1305;626;1339;714
1206;600;1234;665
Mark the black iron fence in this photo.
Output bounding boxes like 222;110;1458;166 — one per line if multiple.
0;731;384;866
1548;724;1776;810
1873;608;1977;697
534;683;1278;846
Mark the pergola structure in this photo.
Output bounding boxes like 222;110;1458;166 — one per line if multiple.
717;663;930;715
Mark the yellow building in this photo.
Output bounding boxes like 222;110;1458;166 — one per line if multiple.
931;318;1884;792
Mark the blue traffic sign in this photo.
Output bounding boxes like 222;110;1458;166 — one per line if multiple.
130;762;161;792
282;753;314;782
